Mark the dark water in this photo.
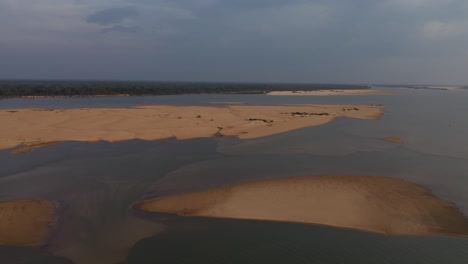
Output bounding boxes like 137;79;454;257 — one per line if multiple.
126;218;468;264
0;139;221;264
1;88;468;263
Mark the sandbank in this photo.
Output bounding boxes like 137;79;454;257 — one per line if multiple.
380;137;404;144
399;86;465;91
0;199;56;246
138;176;468;237
267;90;392;96
0;105;384;152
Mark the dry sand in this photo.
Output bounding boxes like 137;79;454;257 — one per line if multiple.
0;199;56;246
138;176;468;237
267;90;392;96
0;105;383;152
380;137;404;144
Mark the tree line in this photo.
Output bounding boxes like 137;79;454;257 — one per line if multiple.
0;80;370;98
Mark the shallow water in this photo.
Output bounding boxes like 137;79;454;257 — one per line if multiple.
1;88;468;263
2;88;467;159
126;218;468;264
0;140;220;264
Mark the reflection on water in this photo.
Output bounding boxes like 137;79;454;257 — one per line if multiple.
0;88;468;263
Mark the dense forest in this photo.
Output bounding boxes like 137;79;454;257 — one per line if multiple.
0;80;370;98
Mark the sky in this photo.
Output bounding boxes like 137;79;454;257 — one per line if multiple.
1;0;467;84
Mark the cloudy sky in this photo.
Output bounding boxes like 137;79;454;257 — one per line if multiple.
1;0;467;84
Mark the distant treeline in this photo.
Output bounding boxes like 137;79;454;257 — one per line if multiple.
0;80;370;98
379;84;468;90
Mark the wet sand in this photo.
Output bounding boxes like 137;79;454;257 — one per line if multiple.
0;200;55;247
267;90;392;96
138;176;468;237
11;141;63;154
0;105;383;152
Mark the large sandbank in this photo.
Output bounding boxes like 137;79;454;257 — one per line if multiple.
0;199;55;246
138;176;468;237
267;90;392;96
0;105;383;152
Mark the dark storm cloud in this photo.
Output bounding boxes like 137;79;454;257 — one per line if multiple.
1;0;468;84
87;6;139;26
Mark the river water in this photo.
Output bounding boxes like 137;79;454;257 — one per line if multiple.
0;88;467;263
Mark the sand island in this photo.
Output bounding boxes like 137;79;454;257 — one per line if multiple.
0;104;384;153
138;176;468;237
267;90;392;96
0;199;56;247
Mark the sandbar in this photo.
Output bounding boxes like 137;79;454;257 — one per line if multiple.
398;86;465;91
267;90;392;96
138;176;468;237
0;199;56;246
0;105;384;152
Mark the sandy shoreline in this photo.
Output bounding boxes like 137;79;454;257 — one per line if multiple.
138;175;468;237
397;86;466;91
0;105;384;152
0;200;56;246
267;90;392;96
